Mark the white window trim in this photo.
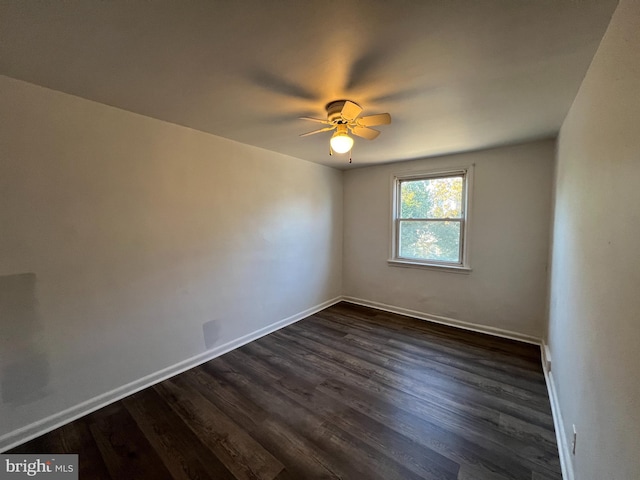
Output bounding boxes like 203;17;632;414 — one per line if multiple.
388;165;474;273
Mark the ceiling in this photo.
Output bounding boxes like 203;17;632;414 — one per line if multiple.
0;1;618;169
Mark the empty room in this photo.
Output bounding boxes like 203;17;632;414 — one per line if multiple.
1;1;638;479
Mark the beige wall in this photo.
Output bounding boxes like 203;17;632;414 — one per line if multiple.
343;140;554;339
0;76;342;445
547;0;640;478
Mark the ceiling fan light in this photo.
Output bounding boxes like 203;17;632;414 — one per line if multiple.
330;131;354;154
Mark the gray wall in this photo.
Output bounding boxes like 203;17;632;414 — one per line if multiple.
547;0;640;478
343;140;554;339
0;75;343;443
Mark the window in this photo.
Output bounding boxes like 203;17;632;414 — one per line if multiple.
390;166;472;271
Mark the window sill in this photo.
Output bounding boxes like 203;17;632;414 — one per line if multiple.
387;258;472;274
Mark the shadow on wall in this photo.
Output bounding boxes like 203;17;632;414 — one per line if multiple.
0;273;50;407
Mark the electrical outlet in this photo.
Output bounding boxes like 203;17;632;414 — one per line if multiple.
543;345;552;372
572;424;577;455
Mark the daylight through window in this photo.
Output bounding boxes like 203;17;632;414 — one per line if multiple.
391;168;471;269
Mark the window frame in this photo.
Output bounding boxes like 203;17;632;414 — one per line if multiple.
389;165;473;272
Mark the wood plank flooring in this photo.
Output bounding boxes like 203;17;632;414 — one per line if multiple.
9;302;562;479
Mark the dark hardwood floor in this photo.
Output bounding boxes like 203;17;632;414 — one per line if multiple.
9;302;562;479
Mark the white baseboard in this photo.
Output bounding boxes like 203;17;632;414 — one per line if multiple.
541;341;574;480
0;296;342;453
342;296;541;345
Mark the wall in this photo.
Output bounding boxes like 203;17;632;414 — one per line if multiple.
343;140;554;340
0;75;342;448
547;0;640;478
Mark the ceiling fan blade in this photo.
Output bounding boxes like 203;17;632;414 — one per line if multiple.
299;116;330;124
299;126;335;137
351;125;380;140
341;101;363;122
358;113;391;127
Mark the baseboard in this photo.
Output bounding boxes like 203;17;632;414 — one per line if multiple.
541;341;574;480
0;296;342;453
342;296;541;345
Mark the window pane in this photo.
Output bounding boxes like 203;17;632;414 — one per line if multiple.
399;221;461;263
400;176;463;219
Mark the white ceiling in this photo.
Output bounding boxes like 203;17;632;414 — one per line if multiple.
0;1;618;169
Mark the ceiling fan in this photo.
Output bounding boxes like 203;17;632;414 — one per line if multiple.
300;100;391;162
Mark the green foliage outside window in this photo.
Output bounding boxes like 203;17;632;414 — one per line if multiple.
398;176;463;263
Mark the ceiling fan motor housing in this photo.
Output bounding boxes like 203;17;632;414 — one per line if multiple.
326;100;358;123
